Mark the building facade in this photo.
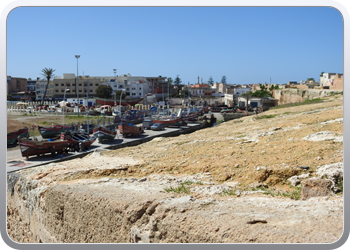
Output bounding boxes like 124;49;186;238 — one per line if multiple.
190;84;211;97
319;73;342;87
7;76;27;94
36;79;54;101
330;74;343;90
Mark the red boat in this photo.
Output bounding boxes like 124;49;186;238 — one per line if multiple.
7;127;29;145
118;123;143;138
95;97;143;106
152;116;183;126
60;131;97;151
18;137;69;159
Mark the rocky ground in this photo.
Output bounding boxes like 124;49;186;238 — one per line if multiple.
7;94;344;243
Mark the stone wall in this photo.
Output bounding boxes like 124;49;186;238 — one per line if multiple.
272;89;341;105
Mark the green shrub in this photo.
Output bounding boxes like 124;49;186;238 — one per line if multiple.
255;114;277;119
165;183;191;194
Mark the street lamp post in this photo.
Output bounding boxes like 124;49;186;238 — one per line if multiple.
63;88;70;126
113;69;117;106
119;88;126;112
75;55;80;117
86;75;89;135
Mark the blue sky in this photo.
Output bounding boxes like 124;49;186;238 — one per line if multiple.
7;6;343;85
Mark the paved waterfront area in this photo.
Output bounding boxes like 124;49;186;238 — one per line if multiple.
6;123;202;173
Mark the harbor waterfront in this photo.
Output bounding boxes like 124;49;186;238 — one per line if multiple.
6;94;344;243
6;121;205;173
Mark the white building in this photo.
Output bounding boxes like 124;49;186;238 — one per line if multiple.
234;87;252;96
100;73;149;98
319;73;342;87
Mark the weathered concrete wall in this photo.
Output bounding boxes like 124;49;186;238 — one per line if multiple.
273;89;341;105
7;170;343;244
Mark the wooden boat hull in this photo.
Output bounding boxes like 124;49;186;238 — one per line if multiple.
95;97;143;106
113;110;145;125
38;125;71;138
102;111;113;116
7;127;29;145
61;132;96;151
181;112;199;121
93;127;117;143
88;111;101;116
118;124;143;138
152;116;183;126
19;138;69;158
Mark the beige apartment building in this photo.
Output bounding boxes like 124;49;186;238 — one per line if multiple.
36;79;54;101
53;74;100;100
35;74;101;101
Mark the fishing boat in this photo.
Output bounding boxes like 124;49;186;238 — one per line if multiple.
152;108;185;126
18;137;69;159
152;115;183;126
38;124;72;139
181;108;200;122
7;127;29;145
100;105;113;116
118;123;143;138
95;96;143;106
93;126;117;143
113;109;145;125
88;109;101;116
60;130;96;152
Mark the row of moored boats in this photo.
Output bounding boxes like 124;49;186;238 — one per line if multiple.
7;106;209;159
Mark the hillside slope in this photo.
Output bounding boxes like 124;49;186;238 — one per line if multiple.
7;95;344;243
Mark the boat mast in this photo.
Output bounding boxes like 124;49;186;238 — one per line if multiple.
188;82;190;109
167;78;170;115
113;69;117;107
86;75;89;134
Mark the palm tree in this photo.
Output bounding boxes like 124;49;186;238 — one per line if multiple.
241;91;253;112
40;68;55;106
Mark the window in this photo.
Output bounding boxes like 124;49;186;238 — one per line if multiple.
90;84;93;86
126;88;129;91
61;84;64;86
119;85;123;88
79;90;82;92
139;93;142;95
56;90;59;92
132;93;136;96
61;90;65;92
139;88;142;90
90;90;93;92
55;84;58;86
95;84;98;86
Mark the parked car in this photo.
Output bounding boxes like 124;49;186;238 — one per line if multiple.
143;119;154;130
150;123;165;131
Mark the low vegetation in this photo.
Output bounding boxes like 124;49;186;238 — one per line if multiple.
270;98;325;110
